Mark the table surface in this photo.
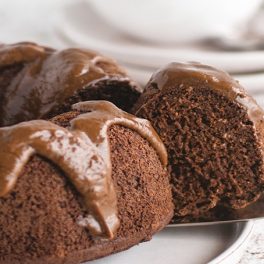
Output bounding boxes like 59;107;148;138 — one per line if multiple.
239;220;264;263
0;0;264;263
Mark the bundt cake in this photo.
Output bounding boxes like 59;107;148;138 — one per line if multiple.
0;42;142;127
0;101;173;263
133;62;264;222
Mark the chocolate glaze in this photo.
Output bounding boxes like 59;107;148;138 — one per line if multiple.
0;42;53;65
0;100;167;239
136;62;264;124
0;42;141;126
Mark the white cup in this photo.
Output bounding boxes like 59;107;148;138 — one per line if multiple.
87;0;262;44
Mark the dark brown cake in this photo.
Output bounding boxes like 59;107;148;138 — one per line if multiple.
133;62;264;222
0;101;173;264
0;42;142;127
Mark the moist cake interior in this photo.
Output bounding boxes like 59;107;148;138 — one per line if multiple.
137;82;264;220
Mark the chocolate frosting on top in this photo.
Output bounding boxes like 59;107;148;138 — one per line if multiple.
0;100;167;239
0;42;139;126
140;62;264;124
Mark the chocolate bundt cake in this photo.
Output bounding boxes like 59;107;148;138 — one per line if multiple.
0;101;173;263
0;42;142;127
133;62;264;222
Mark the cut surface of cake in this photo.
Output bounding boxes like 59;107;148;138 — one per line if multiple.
133;62;264;222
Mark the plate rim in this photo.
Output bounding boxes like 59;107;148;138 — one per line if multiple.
209;220;254;264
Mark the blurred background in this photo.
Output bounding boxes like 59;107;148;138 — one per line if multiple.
0;1;264;262
1;0;264;103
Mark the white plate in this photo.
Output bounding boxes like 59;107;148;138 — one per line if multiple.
87;221;254;264
57;1;264;74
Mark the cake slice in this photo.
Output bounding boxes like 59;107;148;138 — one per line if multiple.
133;62;264;222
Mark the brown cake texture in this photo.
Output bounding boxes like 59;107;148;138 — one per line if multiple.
0;42;142;127
0;102;173;264
133;62;264;222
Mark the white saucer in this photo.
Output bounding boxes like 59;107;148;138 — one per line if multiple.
57;1;264;74
87;221;254;264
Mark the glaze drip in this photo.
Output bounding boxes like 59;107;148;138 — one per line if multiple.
0;119;119;239
0;100;167;240
72;101;168;166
